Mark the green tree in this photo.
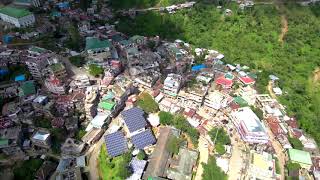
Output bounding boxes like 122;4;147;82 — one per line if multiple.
166;136;183;155
66;24;81;51
137;92;159;113
202;156;227;180
209;128;231;145
159;111;174;125
80;0;92;10
89;64;104;77
286;162;301;171
13;159;43;180
137;150;146;160
69;56;86;67
288;137;304;150
215;143;226;155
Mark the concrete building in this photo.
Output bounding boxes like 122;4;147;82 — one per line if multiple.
177;81;208;109
230;107;269;144
204;90;232;110
247;151;276;180
0;7;35;28
237;86;257;106
25;46;57;80
13;0;41;7
166;147;199;180
31;129;51;149
288;149;312;170
163;73;183;97
85;37;112;63
44;75;66;95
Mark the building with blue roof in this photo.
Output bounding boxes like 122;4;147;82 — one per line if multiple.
121;107;147;137
104;131;128;157
191;64;206;71
131;129;156;149
15;74;26;82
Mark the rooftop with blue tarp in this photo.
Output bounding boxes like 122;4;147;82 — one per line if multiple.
191;64;206;71
15;74;26;82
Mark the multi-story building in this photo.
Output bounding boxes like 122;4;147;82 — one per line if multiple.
44;75;66;95
0;7;35;28
237;86;257;106
177;81;208;109
204;90;232;110
85;37;112;64
48;62;67;80
163;73;183;97
31;129;51;149
24;46;57;80
230;107;269;144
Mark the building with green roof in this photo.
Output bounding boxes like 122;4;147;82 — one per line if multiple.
85;37;112;63
98;101;116;111
288;148;312;170
85;37;111;52
19;81;36;97
0;6;35;28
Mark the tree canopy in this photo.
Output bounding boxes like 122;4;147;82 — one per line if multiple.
209;128;231;155
137;92;159;113
202;156;228;180
89;64;104;77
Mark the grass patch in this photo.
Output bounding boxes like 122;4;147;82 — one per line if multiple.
137;92;159;113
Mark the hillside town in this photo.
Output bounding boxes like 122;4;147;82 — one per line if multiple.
0;0;319;180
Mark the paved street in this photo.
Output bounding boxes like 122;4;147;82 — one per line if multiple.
194;136;209;180
228;131;247;180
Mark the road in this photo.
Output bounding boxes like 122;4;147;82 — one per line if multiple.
228;131;248;180
87;132;107;180
267;81;277;99
265;125;286;180
195;136;209;180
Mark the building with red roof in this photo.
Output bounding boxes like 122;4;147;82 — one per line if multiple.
239;76;255;85
44;75;66;95
266;117;284;137
215;76;233;88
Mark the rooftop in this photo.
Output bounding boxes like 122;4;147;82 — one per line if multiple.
32;130;50;141
288;149;312;165
98;101;116;111
0;6;32;18
85;37;111;51
131;129;156;149
50;63;65;72
121;107;147;133
231;107;266;133
104;131;128;157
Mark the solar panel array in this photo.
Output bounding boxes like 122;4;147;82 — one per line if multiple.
127;157;147;180
104;131;128;157
121;107;147;133
131;129;156;149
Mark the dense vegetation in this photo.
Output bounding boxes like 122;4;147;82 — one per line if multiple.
166;136;183;154
159;111;199;145
13;159;43;180
88;64;104;77
69;55;86;67
117;3;320;144
108;0;186;9
202;156;228;180
98;146;132;180
209;128;231;155
288;137;304;150
137;92;159;113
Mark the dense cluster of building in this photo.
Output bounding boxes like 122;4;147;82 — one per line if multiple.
0;0;319;180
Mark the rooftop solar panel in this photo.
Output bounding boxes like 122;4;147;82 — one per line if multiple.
121;107;147;133
104;131;128;157
131;129;156;149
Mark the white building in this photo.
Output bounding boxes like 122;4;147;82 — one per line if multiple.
163;73;183;97
230;107;269;144
204;90;232;110
0;7;35;28
238;86;257;105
